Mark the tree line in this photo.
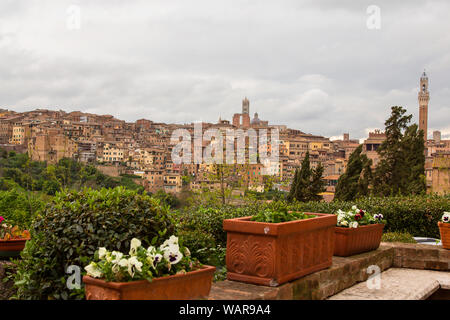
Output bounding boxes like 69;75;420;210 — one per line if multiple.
288;106;426;202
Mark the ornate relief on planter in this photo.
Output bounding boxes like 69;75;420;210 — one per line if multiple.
334;224;384;257
223;213;336;286
0;238;30;257
83;265;216;300
438;222;450;250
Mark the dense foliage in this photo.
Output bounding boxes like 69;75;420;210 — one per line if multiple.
373;106;426;196
13;187;175;300
335;145;372;201
0;150;144;195
288;152;326;202
0;188;46;229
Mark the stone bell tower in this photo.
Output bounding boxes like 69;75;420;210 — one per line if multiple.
418;70;429;140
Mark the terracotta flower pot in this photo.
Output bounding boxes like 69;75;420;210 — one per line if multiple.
83;265;216;300
334;224;384;257
438;222;450;250
223;213;337;286
0;238;30;257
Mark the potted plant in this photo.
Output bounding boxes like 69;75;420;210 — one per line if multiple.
223;208;336;286
334;206;385;257
83;236;216;300
0;216;31;257
438;212;450;250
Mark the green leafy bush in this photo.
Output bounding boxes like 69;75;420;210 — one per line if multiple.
0;188;45;229
13;187;175;300
280;195;450;238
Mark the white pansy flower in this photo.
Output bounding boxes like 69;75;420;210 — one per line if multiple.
442;212;450;223
349;221;359;228
352;205;357;210
160;236;179;249
147;253;163;268
162;244;183;265
85;262;103;278
118;258;128;268
98;247;107;260
129;238;142;256
111;251;123;264
340;220;349;227
127;256;143;277
146;246;157;256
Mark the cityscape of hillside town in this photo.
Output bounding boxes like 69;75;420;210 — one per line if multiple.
1;72;449;198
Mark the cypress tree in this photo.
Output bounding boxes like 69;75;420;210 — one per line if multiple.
294;152;311;202
288;168;299;201
335;145;372;201
373;106;425;196
309;162;326;201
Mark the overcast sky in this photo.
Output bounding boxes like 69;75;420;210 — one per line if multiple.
1;0;449;140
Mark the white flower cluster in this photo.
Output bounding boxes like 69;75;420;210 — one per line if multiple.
85;236;188;280
442;212;450;223
336;205;382;228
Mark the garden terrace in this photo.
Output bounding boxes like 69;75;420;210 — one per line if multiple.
208;242;450;300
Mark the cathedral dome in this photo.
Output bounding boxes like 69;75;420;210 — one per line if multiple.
251;112;261;125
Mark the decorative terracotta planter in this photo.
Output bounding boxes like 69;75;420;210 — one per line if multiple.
0;238;30;257
83;265;216;300
223;213;337;286
438;222;450;250
334;224;384;257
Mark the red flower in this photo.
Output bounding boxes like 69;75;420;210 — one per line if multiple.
0;216;4;224
355;214;362;220
359;210;365;217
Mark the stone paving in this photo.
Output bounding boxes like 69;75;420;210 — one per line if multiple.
328;268;450;300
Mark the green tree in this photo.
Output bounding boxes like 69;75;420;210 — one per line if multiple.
373;106;425;196
335;145;372;201
309;162;326;201
288;152;325;202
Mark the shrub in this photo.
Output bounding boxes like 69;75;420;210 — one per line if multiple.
13;187;175;300
173;204;258;267
0;188;45;229
382;232;417;243
282;195;450;238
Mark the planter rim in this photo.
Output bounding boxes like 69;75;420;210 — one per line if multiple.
83;265;216;289
223;212;337;236
224;212;333;226
0;237;30;243
438;222;450;228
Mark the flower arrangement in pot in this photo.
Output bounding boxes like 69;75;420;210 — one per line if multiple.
334;206;386;257
83;236;216;300
438;212;450;250
223;208;336;286
0;216;31;257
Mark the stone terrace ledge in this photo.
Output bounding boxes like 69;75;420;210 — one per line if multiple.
209;242;450;300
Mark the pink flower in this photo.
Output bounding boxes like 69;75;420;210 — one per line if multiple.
0;216;4;224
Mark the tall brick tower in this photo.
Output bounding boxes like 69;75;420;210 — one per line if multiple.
418;70;429;140
242;97;250;114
